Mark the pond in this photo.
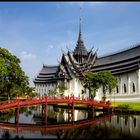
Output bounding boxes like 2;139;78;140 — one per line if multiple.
0;105;139;139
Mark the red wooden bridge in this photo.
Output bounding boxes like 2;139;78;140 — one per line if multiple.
0;96;111;111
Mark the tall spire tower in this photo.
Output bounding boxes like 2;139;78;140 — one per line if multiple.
73;7;88;64
78;16;83;44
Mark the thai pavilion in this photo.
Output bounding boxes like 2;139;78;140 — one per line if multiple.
34;19;140;101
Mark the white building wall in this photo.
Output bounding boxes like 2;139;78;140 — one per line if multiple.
76;79;84;98
119;71;138;95
121;74;128;94
119;76;122;95
35;69;140;101
106;70;140;101
69;78;84;97
35;83;57;96
94;88;103;101
130;71;138;94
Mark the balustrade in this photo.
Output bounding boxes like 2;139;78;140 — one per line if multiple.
0;96;111;111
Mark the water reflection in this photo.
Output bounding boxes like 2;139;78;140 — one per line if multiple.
0;105;139;139
110;114;139;138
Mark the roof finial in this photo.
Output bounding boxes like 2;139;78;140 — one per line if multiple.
79;6;82;41
61;48;66;55
79;6;82;33
66;45;71;52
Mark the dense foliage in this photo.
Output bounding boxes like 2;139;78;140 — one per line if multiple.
98;70;118;101
57;81;67;96
83;70;118;100
0;48;29;99
48;89;57;96
83;71;100;98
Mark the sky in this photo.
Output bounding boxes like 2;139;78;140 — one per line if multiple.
0;2;140;87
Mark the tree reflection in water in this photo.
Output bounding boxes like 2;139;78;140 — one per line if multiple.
1;130;24;139
1;130;11;139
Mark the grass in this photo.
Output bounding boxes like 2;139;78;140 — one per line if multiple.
55;103;87;107
111;102;140;111
56;102;140;111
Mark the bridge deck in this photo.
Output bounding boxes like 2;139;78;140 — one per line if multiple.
0;96;111;111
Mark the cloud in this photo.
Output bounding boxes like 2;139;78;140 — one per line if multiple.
48;44;54;49
69;2;85;6
45;44;55;54
68;2;104;6
45;40;75;54
20;51;36;60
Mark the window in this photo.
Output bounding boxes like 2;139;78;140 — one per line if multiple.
116;86;119;93
124;84;127;93
133;83;135;93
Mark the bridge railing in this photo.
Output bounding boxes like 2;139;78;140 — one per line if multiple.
0;95;111;111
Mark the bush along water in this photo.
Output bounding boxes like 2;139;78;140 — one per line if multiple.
117;104;130;110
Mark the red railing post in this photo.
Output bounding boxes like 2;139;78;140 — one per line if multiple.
92;98;94;112
17;98;20;108
72;95;74;103
72;95;74;125
45;96;47;104
15;98;20;125
15;107;19;125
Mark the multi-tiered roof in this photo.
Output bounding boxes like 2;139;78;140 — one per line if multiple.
91;45;140;75
34;19;140;84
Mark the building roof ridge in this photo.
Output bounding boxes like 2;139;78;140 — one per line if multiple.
43;65;58;68
98;44;140;59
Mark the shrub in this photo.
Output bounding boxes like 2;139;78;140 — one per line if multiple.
118;104;130;110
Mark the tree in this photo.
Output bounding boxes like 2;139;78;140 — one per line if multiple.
48;89;57;97
83;71;117;101
83;72;100;99
27;87;37;98
0;48;29;99
57;81;67;97
98;71;118;101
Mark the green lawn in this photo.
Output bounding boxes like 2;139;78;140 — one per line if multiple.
111;102;140;111
56;102;140;111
